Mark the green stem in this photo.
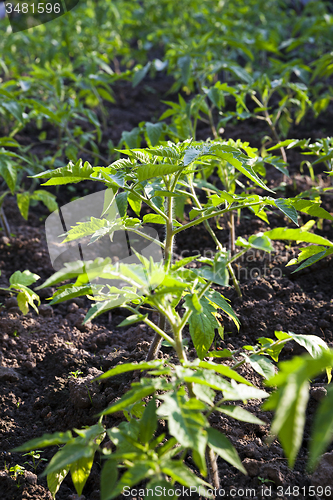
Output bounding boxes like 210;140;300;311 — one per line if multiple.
189;178;242;298
145;175;176;361
143;317;175;347
227;262;242;298
173;202;264;235
164;191;174;271
125;187;168;221
127;227;165;249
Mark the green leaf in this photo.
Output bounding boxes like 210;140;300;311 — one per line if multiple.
216;405;266;425
0;156;17;194
37;260;86;289
17;192;30;220
236;234;274;252
13;431;73;452
244;354;276;380
31;190;58;212
49;285;93;305
294;249;332;273
116;191;128;218
188;296;219;359
17;292;29;315
267;373;310;467
260;335;288;362
161;460;211;492
0;137;19;148
178;55;191;85
121;128;141;149
184;293;203;314
70;454;94;496
97;361;163;380
196;361;252;386
10;270;40;287
128;192;141;216
47;468;69;500
192;384;215;406
139;398;157;444
171;255;199;271
146;122;164;147
100;460;118;500
2;100;24;122
105;461;156;499
209;145;273;192
289;333;329;358
207;349;233;358
37;160;94;186
117;313;148;327
263;155;289;177
133;62;151;87
143;214;166;224
208;86;225;109
274;198;298;226
157;391;207;475
205;290;240;330
183;147;204;166
99;382;160;416
194;265;229;287
292;199;333;221
43;441;95;476
137;163;184;182
263;354;333;467
265;227;333;247
63;217;112;243
287;245;326;268
207;427;246;474
308;385;333;471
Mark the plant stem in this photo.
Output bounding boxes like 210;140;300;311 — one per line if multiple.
229;211;235;255
173;201;264;235
146;179;175;361
252;93;288;173
207;447;220;490
145;316;170;362
143;317;175;347
189;178;242;297
164;192;174;271
0;207;10;237
227;262;242;298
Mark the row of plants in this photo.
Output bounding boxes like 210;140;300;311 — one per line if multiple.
1;0;333;225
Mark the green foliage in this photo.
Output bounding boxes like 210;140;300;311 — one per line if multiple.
0;270;40;314
264;349;333;469
16;133;333;497
4;0;333;495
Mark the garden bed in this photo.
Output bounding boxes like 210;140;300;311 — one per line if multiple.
1;81;333;498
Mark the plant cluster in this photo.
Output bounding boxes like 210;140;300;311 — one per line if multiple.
1;0;333;224
14;139;333;498
1;0;333;498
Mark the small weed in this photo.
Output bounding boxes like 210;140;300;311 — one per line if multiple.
23;450;47;474
258;476;274;485
9;464;25;480
68;370;83;379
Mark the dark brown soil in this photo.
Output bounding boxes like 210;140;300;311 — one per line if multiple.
1;82;333;500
